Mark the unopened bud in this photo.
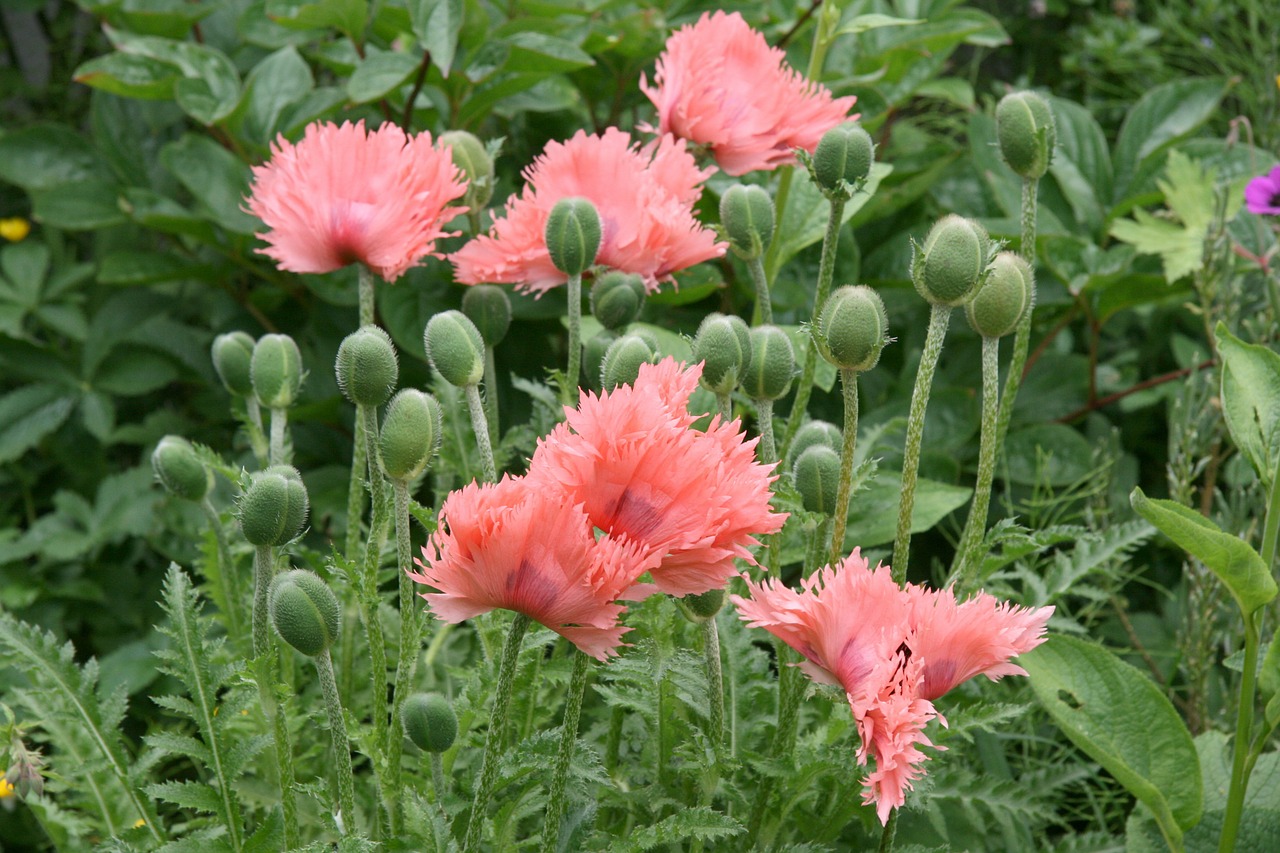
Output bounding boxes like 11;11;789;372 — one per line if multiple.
238;465;309;547
152;436;212;501
269;569;341;657
817;285;889;372
402;692;458;753
601;334;657;390
692;313;752;396
212;331;255;397
793;445;841;515
583;330;618;391
545;197;601;277
787;420;842;468
719;185;775;259
680;588;726;622
590;271;647;330
912;215;991;307
461;284;512;347
425;310;485;387
743;325;795;402
336;325;398;408
996;91;1056;180
813;123;874;197
966;252;1034;339
251;333;304;409
440;130;494;210
380;389;442;481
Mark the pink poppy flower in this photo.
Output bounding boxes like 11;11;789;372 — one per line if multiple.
641;11;858;176
450;128;725;294
245;121;468;282
1245;165;1280;216
528;358;786;596
409;475;656;660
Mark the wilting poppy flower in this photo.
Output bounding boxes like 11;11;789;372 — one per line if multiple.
641;11;857;176
450;128;724;294
246;120;468;282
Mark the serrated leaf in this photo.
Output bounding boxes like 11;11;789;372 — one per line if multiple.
608;806;744;852
146;779;223;815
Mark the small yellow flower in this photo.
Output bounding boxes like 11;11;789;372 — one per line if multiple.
0;777;15;798
133;818;146;829
0;217;31;242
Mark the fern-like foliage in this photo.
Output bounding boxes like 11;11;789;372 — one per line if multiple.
1005;519;1156;609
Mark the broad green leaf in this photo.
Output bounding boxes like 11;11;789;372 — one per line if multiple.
98;251;202;285
111;0;216;39
0;125;103;192
1002;423;1096;486
1;241;50;301
92;347;180;396
1110;151;1220;282
1112;78;1227;200
502;31;594;74
347;50;420;103
842;475;971;549
1215;323;1280;485
31;180;128;230
104;32;241;124
1047;96;1113;238
233;46;314;145
1022;635;1201;849
159;135;259;235
120;187;220;244
773;163;891;272
266;0;367;39
73;52;182;99
834;13;921;36
1130;487;1276;616
1261;624;1280;731
0;384;77;463
409;0;464;76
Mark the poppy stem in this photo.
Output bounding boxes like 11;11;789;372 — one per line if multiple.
387;478;421;835
992;176;1039;459
465;384;497;483
949;335;1002;592
877;810;899;853
830;367;859;564
315;649;358;835
566;271;583;404
541;648;591;853
747;254;773;325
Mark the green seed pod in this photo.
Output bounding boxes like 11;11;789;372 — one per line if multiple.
817;285;889;372
743;325;795;402
424;310;485;387
380;389;443;481
601;334;657;390
268;569;341;657
813;123;874;197
151;435;212;502
995;91;1056;180
335;325;398;408
793;444;841;515
719;185;775;260
680;588;725;623
251;333;304;410
238;465;309;547
583;330;618;392
912;215;992;308
461;285;512;347
439;130;494;210
211;331;256;397
966;252;1034;339
545;197;602;277
787;420;842;468
401;693;458;754
590;271;647;330
692;313;752;396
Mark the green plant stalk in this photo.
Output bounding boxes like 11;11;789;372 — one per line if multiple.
830;367;860;564
430;751;447;802
783;195;846;458
483;345;500;438
755;398;777;465
251;643;299;846
949;336;1002;592
541;648;591;853
201;498;245;649
715;392;732;424
878;810;899;853
465;383;498;483
747;253;773;325
1219;610;1262;853
359;264;376;327
565;271;583;405
268;407;288;466
252;544;274;660
464;613;531;853
387;479;422;835
763;167;795;284
748;646;805;842
993;176;1039;452
892;304;952;583
346;418;369;562
245;398;270;466
317;648;358;836
358;471;391;756
703;618;724;756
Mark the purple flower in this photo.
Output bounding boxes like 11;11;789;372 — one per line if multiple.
1245;165;1280;216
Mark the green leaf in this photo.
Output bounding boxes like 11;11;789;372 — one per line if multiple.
834;13;921;36
1130;487;1276;616
1022;635;1201;849
502;31;594;74
146;779;223;815
0;383;76;462
1047;96;1113;238
1260;631;1280;731
1003;423;1097;486
160;135;259;235
347;50;420;103
266;0;367;40
31;180;127;230
409;0;464;76
105;31;241;124
1112;78;1227;200
1;240;50;300
1110;151;1220;281
842;475;972;549
92;347;181;396
73;52;182;99
98;251;200;285
608;806;744;852
773;163;891;271
0;125;104;192
1215;323;1280;486
233;46;314;145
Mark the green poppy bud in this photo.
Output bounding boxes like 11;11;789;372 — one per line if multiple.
238;465;309;547
793;444;841;515
813;123;874;197
439;130;495;211
719;185;775;260
380;389;442;481
912;215;992;308
583;330;619;392
679;588;726;623
151;435;212;501
401;693;458;754
601;334;657;391
461;284;512;347
966;251;1034;339
545;197;601;277
817;285;889;372
211;331;255;397
424;310;485;388
692;313;752;396
787;420;842;468
995;91;1056;180
590;271;647;330
743;325;795;402
335;325;398;408
251;333;304;410
268;569;341;657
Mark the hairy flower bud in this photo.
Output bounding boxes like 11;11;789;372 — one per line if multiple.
692;313;752;396
545;197;602;276
424;310;485;387
590;271;647;330
680;588;726;623
601;334;657;390
813;123;874;197
582;330;618;392
461;284;512;347
966;252;1034;339
211;331;255;397
912;215;992;307
335;325;398;408
743;325;795;402
152;435;212;502
995;91;1056;180
380;389;442;481
238;465;309;547
269;569;341;657
787;420;842;468
440;130;494;210
793;444;842;516
402;692;458;753
251;333;304;409
719;185;775;260
817;285;889;372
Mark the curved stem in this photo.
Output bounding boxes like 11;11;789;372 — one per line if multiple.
268;407;287;466
245;398;269;467
950;336;1002;592
317;649;358;836
387;479;420;835
465;384;497;483
541;649;591;853
1219;612;1261;853
346;413;369;562
464;613;531;853
763;167;795;283
892;304;951;583
755;398;777;465
483;345;500;438
358;478;391;758
566;272;583;405
993;176;1039;454
201;498;244;649
830;368;860;564
747;254;773;325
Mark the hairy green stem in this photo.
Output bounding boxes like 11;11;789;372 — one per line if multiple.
268;407;287;466
358;476;391;758
201;498;244;649
993;176;1039;454
541;648;591;853
483;345;500;438
317;649;358;836
1219;611;1261;853
703;618;725;756
763;167;795;284
747;254;773;325
359;264;376;327
465;383;497;483
950;336;1002;592
387;479;420;835
830;368;860;564
566;271;583;404
245;398;269;467
878;810;899;853
464;613;531;853
346;416;369;562
892;304;951;583
430;751;447;803
252;544;274;660
755;398;777;465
